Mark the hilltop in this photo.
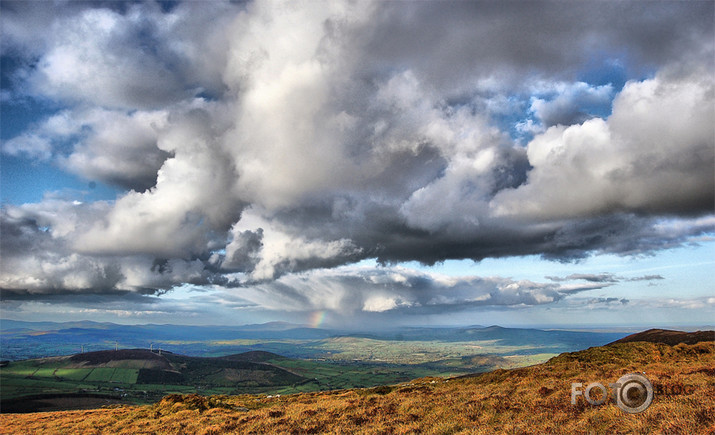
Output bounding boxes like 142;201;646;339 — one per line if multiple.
610;328;714;346
1;337;713;433
68;349;174;369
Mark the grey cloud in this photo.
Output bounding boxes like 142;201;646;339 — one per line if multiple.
1;1;240;109
587;297;630;305
538;215;714;261
491;72;714;220
546;272;666;284
547;274;619;283
72;104;246;258
0;287;158;303
627;275;665;282
0;205;218;297
362;1;713;94
529;82;614;128
59;109;172;192
562;296;713;312
1;133;53;160
231;266;587;315
6;108;173;191
0;289;215;327
346;212;712;266
221;228;264;272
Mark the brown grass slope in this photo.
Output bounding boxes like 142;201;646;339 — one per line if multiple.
1;341;713;434
610;328;714;346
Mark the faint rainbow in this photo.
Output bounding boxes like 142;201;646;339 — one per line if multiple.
309;310;327;328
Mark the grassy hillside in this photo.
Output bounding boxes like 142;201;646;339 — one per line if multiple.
610;328;714;346
1;341;712;434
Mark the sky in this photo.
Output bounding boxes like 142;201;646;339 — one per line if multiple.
1;0;713;329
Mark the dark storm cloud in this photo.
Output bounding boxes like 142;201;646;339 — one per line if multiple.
268;211;710;268
0;0;713;309
363;1;713;92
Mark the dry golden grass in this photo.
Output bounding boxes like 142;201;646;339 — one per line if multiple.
1;341;713;434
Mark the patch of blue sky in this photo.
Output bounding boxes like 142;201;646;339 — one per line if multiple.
493;58;649;145
577;53;631;92
1;85;123;203
1;155;121;205
1;53;63;138
486;94;534;144
0;98;60;141
488;87;616;145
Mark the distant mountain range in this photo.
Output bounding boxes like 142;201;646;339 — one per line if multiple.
1;320;297;331
1;320;640;344
1;320;633;361
1;320;331;339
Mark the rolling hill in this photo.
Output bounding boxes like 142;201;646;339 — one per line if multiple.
68;349;175;370
0;349;306;412
1;333;712;434
609;328;714;346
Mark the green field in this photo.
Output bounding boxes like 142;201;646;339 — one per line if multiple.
53;368;93;381
0;357;143;401
79;367;138;383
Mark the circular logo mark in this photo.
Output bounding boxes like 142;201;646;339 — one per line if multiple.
616;373;653;414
